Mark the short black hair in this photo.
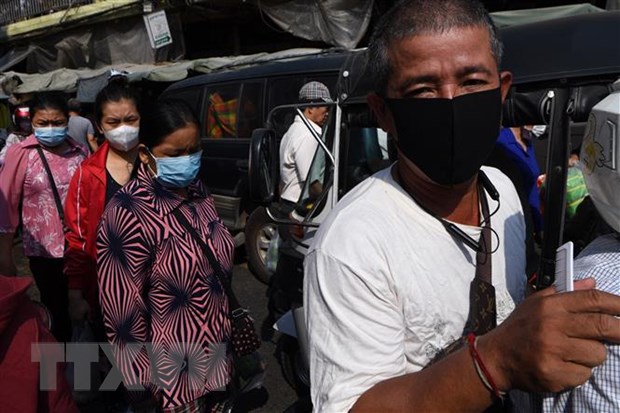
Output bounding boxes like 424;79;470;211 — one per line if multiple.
94;76;140;125
140;99;199;149
29;92;69;120
67;98;81;113
367;0;503;96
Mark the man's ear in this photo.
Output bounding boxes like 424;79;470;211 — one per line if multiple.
367;93;396;136
499;71;513;103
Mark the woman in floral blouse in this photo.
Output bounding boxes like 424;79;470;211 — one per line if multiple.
97;99;234;412
0;92;88;342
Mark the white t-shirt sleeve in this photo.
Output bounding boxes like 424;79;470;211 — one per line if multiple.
304;248;406;413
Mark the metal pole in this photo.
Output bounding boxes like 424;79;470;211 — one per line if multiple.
536;88;571;289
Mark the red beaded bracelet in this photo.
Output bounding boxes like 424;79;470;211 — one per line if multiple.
467;333;506;400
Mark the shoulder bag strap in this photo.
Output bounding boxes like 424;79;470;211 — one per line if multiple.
463;181;497;335
476;182;492;284
35;146;65;223
426;180;498;366
171;207;243;313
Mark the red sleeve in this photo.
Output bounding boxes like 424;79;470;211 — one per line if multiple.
64;166;95;291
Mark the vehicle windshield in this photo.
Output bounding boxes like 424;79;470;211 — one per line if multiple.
296;108;334;215
340;127;390;194
297;106;392;215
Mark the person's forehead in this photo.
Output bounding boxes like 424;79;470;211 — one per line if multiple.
102;99;138;116
33;108;66;119
386;26;496;83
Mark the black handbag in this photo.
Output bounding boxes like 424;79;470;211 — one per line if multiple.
172;208;261;357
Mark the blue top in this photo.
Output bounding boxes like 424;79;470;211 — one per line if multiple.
496;128;542;232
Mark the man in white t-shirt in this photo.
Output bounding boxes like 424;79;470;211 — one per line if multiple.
304;1;620;412
279;81;332;205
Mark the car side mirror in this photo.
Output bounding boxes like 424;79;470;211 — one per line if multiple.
249;128;278;205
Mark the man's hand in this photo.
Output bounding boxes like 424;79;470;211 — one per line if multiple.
481;278;620;393
309;180;323;198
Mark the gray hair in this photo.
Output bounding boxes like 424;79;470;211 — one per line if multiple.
367;0;503;96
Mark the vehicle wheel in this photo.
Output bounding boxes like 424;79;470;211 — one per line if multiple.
245;206;277;284
275;335;310;397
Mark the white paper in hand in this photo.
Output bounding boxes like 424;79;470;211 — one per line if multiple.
554;241;574;292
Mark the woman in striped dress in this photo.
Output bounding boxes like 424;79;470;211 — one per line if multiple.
97;99;234;412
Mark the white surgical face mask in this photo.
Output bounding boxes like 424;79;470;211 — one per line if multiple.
104;125;140;152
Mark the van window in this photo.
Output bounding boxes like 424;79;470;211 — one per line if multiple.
268;77;305;109
168;88;201;114
238;83;262;138
204;82;262;139
267;77;306;137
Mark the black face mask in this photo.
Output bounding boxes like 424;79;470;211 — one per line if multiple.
385;87;502;185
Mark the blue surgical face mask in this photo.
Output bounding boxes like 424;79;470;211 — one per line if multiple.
148;149;203;188
34;126;68;147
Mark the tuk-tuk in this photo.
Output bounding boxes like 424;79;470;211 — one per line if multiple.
249;10;620;404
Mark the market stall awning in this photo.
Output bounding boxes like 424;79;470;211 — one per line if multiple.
490;3;605;28
0;48;328;101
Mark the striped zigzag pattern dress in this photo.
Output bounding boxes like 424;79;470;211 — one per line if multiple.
96;163;235;410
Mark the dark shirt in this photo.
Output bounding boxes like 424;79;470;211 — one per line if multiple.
486;145;539;278
105;169;122;206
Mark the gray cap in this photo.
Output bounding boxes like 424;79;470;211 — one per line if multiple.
299;81;333;103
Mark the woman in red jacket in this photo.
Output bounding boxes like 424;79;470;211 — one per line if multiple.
64;77;141;328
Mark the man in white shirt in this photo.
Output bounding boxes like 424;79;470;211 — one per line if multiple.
279;81;332;205
304;1;620;412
